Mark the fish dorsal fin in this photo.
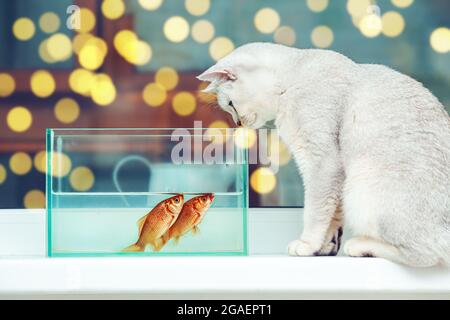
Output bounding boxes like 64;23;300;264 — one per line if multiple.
137;214;148;235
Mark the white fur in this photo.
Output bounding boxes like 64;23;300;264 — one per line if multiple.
198;42;450;267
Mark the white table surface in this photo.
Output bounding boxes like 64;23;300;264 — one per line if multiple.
0;209;449;299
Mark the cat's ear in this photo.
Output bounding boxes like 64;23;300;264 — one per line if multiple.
196;68;237;82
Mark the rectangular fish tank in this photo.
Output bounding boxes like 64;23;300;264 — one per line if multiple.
46;128;248;256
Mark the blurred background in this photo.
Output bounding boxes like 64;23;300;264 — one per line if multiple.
0;0;449;209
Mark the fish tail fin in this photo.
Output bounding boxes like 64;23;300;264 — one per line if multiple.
122;243;144;252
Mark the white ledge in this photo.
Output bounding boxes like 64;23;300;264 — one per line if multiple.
1;256;449;299
0;209;449;299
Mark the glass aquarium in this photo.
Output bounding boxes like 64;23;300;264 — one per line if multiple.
46;128;248;256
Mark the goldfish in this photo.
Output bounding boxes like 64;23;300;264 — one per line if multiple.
155;193;214;251
122;194;184;252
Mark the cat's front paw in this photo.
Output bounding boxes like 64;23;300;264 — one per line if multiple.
287;239;321;256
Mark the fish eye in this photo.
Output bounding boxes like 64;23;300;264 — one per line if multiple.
201;197;206;202
174;198;179;203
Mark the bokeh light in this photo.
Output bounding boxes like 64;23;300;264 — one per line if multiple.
69;68;95;96
51;152;72;177
91;74;117;106
346;0;370;17
79;44;105;70
23;190;45;209
274;26;296;46
206;120;230;144
359;14;382;38
381;11;405;38
391;0;414;8
138;0;163;11
39;39;57;64
155;67;179;90
209;37;234;61
250;167;277;194
172;92;197;116
191;19;215;43
70;166;95;191
164;16;190;43
0;73;15;97
47;33;72;61
123;40;152;65
0;165;7;185
7;106;32;133
9;152;32;175
233;128;257;149
39;12;60;33
34;151;47;174
311;25;334;48
185;0;210;16
12;17;35;41
143;82;167;107
254;8;280;34
268;133;292;166
102;0;126;20
306;0;329;13
430;27;450;54
54;98;80;124
72;33;94;54
78;8;96;33
30;70;55;98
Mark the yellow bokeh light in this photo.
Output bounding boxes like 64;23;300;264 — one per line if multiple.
34;151;47;174
47;33;72;61
185;0;210;16
359;14;382;38
346;0;370;17
164;16;190;43
381;11;405;38
72;33;94;54
155;67;179;90
51;152;72;177
254;8;280;34
191;19;215;43
268;133;291;166
430;27;450;54
143;83;167;107
197;82;215;103
70;166;95;191
139;0;163;10
86;37;108;57
0;164;7;185
91;74;117;106
24;190;46;209
39;12;60;33
30;70;55;98
9;152;32;176
206;120;230;144
123;40;152;65
102;0;125;20
0;73;15;97
209;37;234;61
306;0;329;13
54;98;80;124
78;8;96;33
311;25;334;48
79;45;104;70
172;92;197;116
12;17;35;41
250;167;277;194
69;68;95;96
391;0;414;8
233;128;257;149
274;26;296;46
114;29;137;54
7;106;32;133
39;39;57;64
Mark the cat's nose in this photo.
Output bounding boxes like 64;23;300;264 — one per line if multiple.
236;119;242;126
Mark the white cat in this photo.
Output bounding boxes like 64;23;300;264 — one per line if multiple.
198;42;450;267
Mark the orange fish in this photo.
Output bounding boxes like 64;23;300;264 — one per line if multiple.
122;194;184;252
155;193;214;251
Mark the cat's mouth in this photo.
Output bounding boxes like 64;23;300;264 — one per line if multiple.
228;101;242;126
